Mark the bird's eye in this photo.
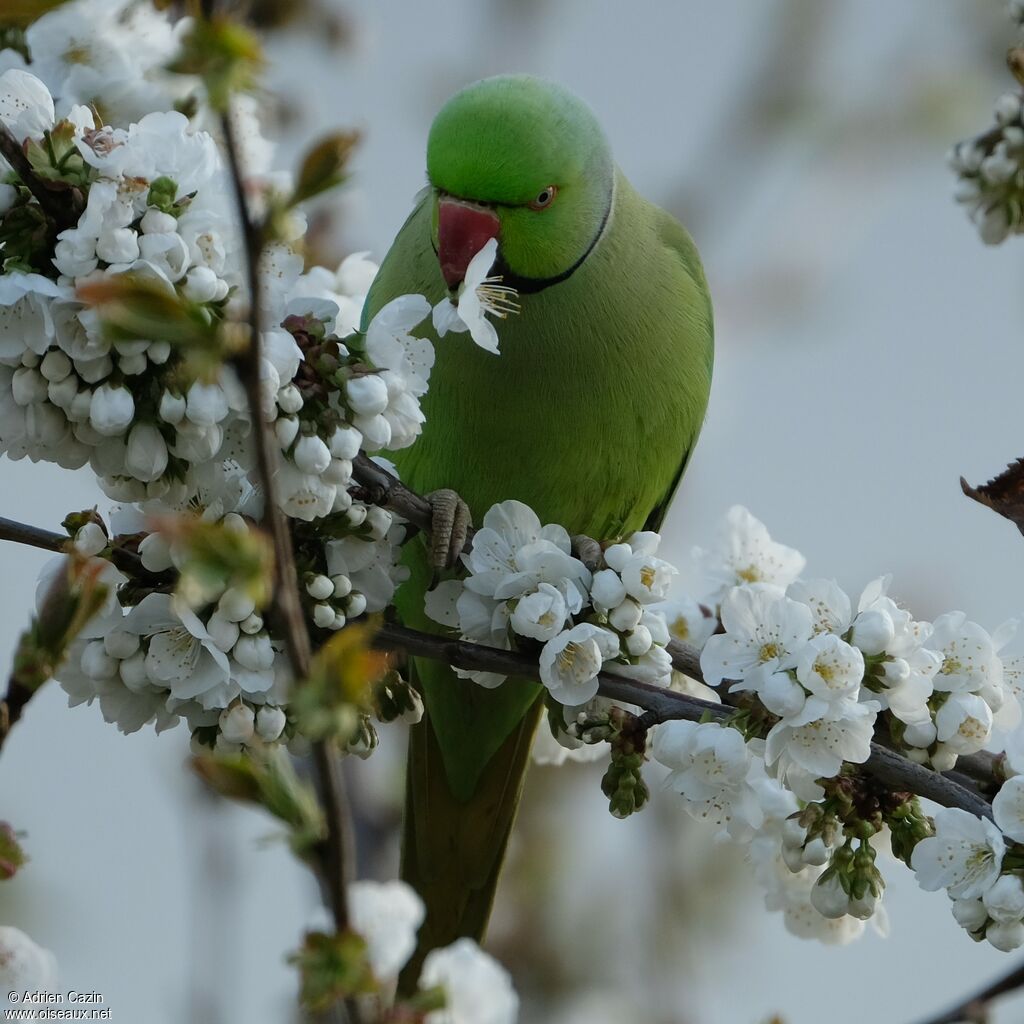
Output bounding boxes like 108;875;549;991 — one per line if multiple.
528;185;558;210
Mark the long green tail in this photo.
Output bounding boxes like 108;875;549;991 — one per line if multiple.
397;686;542;992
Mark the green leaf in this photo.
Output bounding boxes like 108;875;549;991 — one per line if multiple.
159;517;274;612
168;16;265;113
0;823;28;881
192;747;325;858
291;131;360;207
289;930;376;1010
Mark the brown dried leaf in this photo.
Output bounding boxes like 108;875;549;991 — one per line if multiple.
961;459;1024;536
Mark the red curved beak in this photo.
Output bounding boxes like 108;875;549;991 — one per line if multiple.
437;198;500;289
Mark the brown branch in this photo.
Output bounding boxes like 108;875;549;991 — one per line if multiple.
371;622;994;819
220;103;358;1015
0;120;84;230
0;677;34;752
912;959;1024;1024
0;490;999;822
0;517;67;553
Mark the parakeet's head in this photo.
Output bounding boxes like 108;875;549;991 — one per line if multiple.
426;75;614;293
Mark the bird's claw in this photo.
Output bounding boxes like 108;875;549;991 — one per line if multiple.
427;488;472;571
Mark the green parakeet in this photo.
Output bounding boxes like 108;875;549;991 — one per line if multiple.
361;74;713;982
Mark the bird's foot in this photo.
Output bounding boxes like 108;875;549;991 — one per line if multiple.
426;488;472;571
571;534;603;572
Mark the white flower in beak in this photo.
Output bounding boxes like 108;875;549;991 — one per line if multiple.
432;238;519;355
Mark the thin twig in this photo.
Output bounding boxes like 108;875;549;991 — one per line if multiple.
220;104;358;973
0;517;67;553
912;959;1024;1024
0;120;84;229
371;622;994;819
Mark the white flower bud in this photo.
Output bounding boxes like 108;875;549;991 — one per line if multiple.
365;506;393;540
104;629;139;660
182;266;220;303
810;874;851;919
275;415;299;450
641;610;670;647
11;367;47;406
987;919;1024;952
984;874;1024;923
206;611;240;653
802;838;830;866
353;413;391;450
68;389;93;423
930;744;958;772
608;598;643;633
847;890;879;921
851;609;895;656
346;504;367;528
73;521;107;557
119;650;149;691
306;575;334;601
157;390;186;425
781;842;807;874
81;639;117;680
347;592;367;618
89;383;135;436
138;532;173;573
39;349;71;382
322;458;352;486
625;625;653;656
47;374;78;409
603;543;632;572
277;384;303;414
329;425;362;460
255;705;287;742
140;208;177;235
219;704;256;744
951;897;989;932
346;374;389;416
761;671;807;718
119;352;148;376
239;612;263;635
233;633;274;671
332;611;347;630
96;227;139;264
995;92;1022;126
294;433;331;475
218;587;256;623
74;355;113;384
332;574;352;598
903;720;937;748
124;422;169;482
186;381;228;426
591;568;626;611
222;513;247;534
313;603;336;628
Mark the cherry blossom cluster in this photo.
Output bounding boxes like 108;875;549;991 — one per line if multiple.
423;500;714;707
634;506;1024;946
947;2;1024;243
348;880;518;1024
913;780;1024;951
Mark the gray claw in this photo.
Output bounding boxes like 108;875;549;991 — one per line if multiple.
426;488;472;570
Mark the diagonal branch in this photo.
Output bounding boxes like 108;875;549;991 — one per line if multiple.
912;959;1024;1024
371;621;994;820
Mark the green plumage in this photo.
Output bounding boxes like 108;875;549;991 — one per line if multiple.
361;75;713;982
